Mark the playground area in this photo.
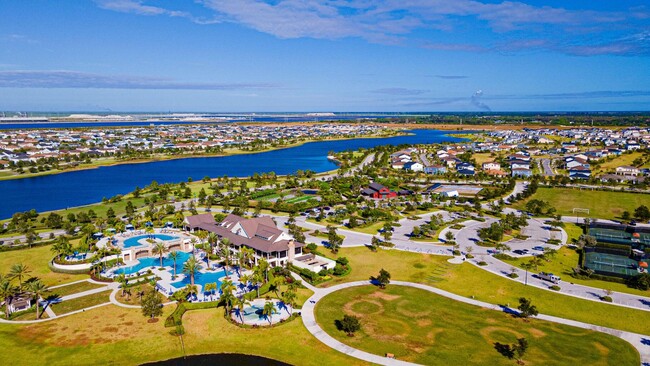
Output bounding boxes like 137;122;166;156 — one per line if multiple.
583;252;641;277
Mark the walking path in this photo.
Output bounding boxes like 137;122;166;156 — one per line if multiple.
301;280;650;366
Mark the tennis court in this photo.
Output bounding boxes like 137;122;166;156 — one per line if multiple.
584;252;639;277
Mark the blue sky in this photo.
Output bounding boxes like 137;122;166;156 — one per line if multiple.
0;0;649;112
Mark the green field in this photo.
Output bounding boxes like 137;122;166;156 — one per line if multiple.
0;244;88;286
50;290;112;315
322;247;650;335
0;304;366;366
512;187;648;219
50;281;106;298
595;152;645;174
315;285;639;365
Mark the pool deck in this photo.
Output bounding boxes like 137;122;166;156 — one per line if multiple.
231;298;293;326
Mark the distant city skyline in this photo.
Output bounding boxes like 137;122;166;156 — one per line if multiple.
0;0;649;112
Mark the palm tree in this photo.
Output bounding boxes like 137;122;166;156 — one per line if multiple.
220;279;236;315
152;242;166;267
262;301;277;325
234;296;250;322
51;236;72;260
116;274;128;296
145;225;154;237
207;232;218;256
9;263;31;289
257;258;269;282
241;247;255;268
0;280;18;318
183;256;199;287
169;251;179;279
252;272;264;298
27;280;48;320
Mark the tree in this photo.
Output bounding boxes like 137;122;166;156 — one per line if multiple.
339;314;361;336
235;297;250;322
327;225;342;254
517;297;538;319
627;273;650;291
9;263;31;289
152;242;166;268
634;205;650;221
183;256;199;287
445;230;455;242
141;290;163;319
116;274;128;297
262;301;277;325
0;280;18;318
622;211;631;221
381;222;393;242
514;337;529;363
51;236;72;259
169;251;179;279
27;280;48;320
375;268;391;289
220;279;236;315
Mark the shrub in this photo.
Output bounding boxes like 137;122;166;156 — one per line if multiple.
549;285;561;291
452;250;461;256
508;273;519;279
494;253;516;261
333;263;346;276
478;261;488;266
601;296;613;302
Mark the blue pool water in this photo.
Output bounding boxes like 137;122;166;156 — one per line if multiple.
114;250;191;275
170;269;231;291
123;234;179;248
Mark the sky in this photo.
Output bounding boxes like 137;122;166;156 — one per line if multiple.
0;0;649;112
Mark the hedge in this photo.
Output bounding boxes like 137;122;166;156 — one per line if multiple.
164;301;220;327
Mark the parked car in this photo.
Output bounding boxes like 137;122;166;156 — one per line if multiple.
513;249;525;255
532;246;545;251
538;272;561;284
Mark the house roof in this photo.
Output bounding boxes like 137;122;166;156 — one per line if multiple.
184;213;216;228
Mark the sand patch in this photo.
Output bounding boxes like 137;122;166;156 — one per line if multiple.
593;342;610;357
528;328;547;338
479;326;525;343
369;291;400;301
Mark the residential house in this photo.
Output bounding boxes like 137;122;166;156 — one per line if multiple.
616;166;641;176
404;161;424;172
361;182;397;199
482;161;501;171
511;168;533;177
424;164;447;175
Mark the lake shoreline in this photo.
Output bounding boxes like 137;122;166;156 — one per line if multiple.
0;131;406;182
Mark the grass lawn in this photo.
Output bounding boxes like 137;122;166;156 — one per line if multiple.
9;308;50;321
50;290;112;315
563;222;584;243
0;304;366;366
0;244;88;286
595;152;645;174
50;281;106;298
511;187;648;220
347;221;385;235
473;152;497;165
315;285;638;365
323;247;650;335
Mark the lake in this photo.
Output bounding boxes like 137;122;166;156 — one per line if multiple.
140;353;291;366
0;129;465;218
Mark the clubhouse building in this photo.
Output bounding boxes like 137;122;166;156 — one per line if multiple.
183;213;305;268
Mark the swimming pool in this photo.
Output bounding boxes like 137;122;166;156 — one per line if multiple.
114;250;192;275
123;234;180;248
170;269;231;291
